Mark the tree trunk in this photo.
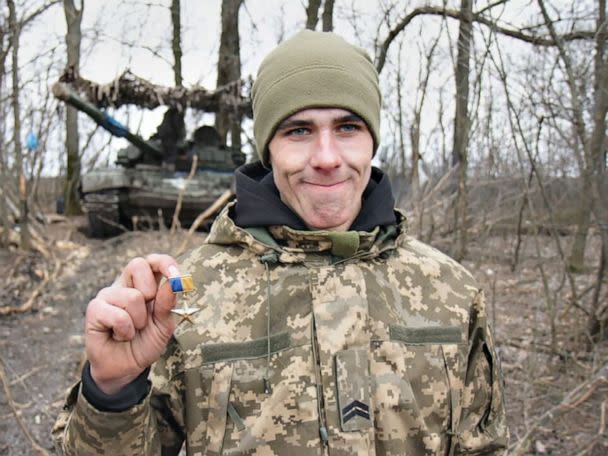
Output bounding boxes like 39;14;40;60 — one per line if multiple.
305;0;322;30
410;113;421;197
590;0;607;273
8;0;30;250
63;0;83;215
570;0;608;275
0;28;10;248
0;164;7;246
538;0;594;273
588;0;608;337
171;0;182;87
168;0;186;156
395;42;407;200
410;35;438;201
451;0;472;261
321;0;335;32
568;178;592;271
587;247;606;339
215;0;243;148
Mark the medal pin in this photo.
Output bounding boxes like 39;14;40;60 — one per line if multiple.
169;274;200;324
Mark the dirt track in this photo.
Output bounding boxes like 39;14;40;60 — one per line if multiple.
0;217;606;455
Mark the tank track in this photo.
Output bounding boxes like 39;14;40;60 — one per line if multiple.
82;190;125;238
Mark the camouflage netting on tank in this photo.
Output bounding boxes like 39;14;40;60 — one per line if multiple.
57;67;252;116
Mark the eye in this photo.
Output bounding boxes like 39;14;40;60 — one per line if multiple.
286;127;310;136
338;123;361;133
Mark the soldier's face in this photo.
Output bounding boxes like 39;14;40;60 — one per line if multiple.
269;108;373;231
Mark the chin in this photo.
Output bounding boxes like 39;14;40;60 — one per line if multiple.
306;214;351;231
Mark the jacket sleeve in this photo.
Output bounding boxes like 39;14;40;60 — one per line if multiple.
52;337;185;456
455;290;509;455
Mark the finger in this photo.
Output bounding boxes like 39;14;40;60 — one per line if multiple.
115;254;181;329
115;257;157;300
143;254;181;321
86;298;136;342
97;286;148;331
144;253;179;280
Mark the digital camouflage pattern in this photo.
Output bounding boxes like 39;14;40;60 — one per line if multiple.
53;204;508;455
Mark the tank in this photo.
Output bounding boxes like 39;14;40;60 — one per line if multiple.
53;83;246;237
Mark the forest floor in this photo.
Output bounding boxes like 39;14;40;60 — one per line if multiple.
0;215;606;455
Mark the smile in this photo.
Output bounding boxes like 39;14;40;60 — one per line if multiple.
303;179;348;188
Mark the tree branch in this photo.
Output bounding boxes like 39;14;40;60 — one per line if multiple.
375;5;595;73
510;363;608;456
0;356;50;455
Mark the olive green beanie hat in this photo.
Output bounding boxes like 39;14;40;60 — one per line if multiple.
252;30;381;167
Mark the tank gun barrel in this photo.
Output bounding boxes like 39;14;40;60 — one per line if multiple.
52;82;163;159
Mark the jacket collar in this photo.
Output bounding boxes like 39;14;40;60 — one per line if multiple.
207;203;407;263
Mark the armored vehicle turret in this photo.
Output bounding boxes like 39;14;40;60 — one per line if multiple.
53;83;245;237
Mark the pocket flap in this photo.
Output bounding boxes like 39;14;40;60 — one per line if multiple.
201;332;291;364
389;324;463;344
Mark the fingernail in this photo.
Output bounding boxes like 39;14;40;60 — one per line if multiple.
168;265;180;277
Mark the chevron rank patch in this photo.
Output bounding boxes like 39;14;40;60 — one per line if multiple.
342;400;370;423
335;348;373;432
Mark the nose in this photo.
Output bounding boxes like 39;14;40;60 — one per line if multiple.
310;128;342;170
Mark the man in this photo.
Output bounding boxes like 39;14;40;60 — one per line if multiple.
54;30;508;455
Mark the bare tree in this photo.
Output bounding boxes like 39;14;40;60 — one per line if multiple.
8;0;30;250
171;0;182;87
305;0;322;30
450;0;473;261
215;0;243;148
585;0;608;336
322;0;335;32
589;0;608;267
371;1;600;265
63;0;83;215
410;31;441;200
1;0;59;249
491;42;581;349
535;0;606;280
374;3;596;74
395;40;407;197
0;11;11;247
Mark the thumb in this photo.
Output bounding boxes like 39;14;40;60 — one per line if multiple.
142;254;180;324
154;278;177;322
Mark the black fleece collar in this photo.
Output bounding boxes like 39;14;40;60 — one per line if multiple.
233;161;396;231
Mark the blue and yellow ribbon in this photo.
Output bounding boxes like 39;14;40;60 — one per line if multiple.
169;274;195;293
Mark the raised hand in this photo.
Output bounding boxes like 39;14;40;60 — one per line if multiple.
84;254;178;394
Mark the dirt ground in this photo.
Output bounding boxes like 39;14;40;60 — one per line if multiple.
0;216;606;455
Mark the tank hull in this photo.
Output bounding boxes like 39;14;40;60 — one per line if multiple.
81;165;234;237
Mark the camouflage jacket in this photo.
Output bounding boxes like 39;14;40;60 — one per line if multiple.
54;206;508;455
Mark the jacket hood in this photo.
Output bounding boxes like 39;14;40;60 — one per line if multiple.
232;161;397;231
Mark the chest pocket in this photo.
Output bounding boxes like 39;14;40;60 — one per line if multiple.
183;334;323;455
370;324;464;456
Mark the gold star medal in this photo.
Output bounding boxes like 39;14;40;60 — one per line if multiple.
169;274;199;324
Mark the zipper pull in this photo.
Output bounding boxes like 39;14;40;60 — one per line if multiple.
319;425;329;446
263;378;272;395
